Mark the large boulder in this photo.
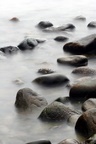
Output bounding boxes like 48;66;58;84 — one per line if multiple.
70;78;96;101
87;21;96;28
72;66;96;76
15;88;47;110
82;98;96;111
0;46;19;54
57;55;88;67
33;73;69;86
18;38;38;50
38;21;53;28
75;108;96;138
63;34;96;54
38;101;79;122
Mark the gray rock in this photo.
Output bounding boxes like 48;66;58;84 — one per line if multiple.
0;46;19;54
75;108;96;138
74;15;86;21
33;73;69;86
82;98;96;111
87;21;96;28
26;140;51;144
57;55;88;67
54;36;68;42
15;88;47;110
10;17;19;22
63;34;96;54
58;139;80;144
38;101;79;122
38;21;53;28
37;68;55;75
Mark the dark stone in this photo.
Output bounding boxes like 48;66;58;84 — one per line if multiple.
0;46;19;54
74;15;86;21
82;98;96;111
58;139;80;144
15;88;47;110
38;21;53;28
63;34;96;55
57;55;88;67
54;36;68;42
70;78;96;101
18;38;38;50
33;73;69;87
72;66;96;76
37;68;55;75
26;140;51;144
75;108;96;138
87;21;96;28
38;101;79;122
10;17;19;22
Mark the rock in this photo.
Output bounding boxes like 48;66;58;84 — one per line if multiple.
54;36;68;42
63;34;96;54
44;24;75;32
58;139;80;144
38;21;53;28
87;21;96;28
38;101;79;122
26;140;51;144
82;98;96;111
75;108;96;138
57;55;88;67
74;15;86;21
33;73;69;86
37;68;55;75
10;17;19;22
15;88;47;110
13;79;24;85
0;46;19;54
72;66;96;76
70;77;96;101
18;38;38;51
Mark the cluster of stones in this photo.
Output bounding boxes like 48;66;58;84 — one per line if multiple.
2;16;96;144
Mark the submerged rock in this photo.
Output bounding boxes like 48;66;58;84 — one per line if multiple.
38;101;79;122
72;66;96;76
54;36;68;42
26;140;51;144
70;78;96;101
87;21;96;28
10;17;19;22
57;55;88;67
74;15;86;21
82;98;96;111
15;88;47;110
75;108;96;138
38;21;53;28
18;38;38;50
63;34;96;54
33;73;69;86
0;46;19;54
58;139;80;144
37;68;55;75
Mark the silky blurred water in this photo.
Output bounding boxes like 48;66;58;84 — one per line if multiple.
0;0;96;143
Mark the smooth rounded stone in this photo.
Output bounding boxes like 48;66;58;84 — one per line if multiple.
74;15;86;21
33;73;69;86
82;98;96;111
38;101;79;122
18;38;38;50
72;66;96;76
36;39;46;43
38;21;53;28
54;36;68;42
9;17;19;22
63;34;96;54
37;68;55;75
58;139;80;144
44;24;75;32
15;88;48;110
57;55;88;67
13;79;24;85
75;108;96;138
0;46;19;54
87;21;96;28
26;140;51;144
70;78;96;101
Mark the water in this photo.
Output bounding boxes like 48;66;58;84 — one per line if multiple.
0;0;96;143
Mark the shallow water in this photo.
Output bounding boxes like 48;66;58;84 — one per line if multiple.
0;0;96;143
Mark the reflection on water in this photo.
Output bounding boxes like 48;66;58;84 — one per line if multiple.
0;0;96;143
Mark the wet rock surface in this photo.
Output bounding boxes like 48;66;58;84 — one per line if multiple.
15;88;48;110
38;21;53;28
9;17;19;22
26;140;51;144
57;55;88;67
0;46;19;54
87;21;96;28
33;73;69;86
54;36;68;42
82;98;96;111
74;15;86;21
63;34;96;54
58;139;80;144
37;68;55;74
75;108;96;138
